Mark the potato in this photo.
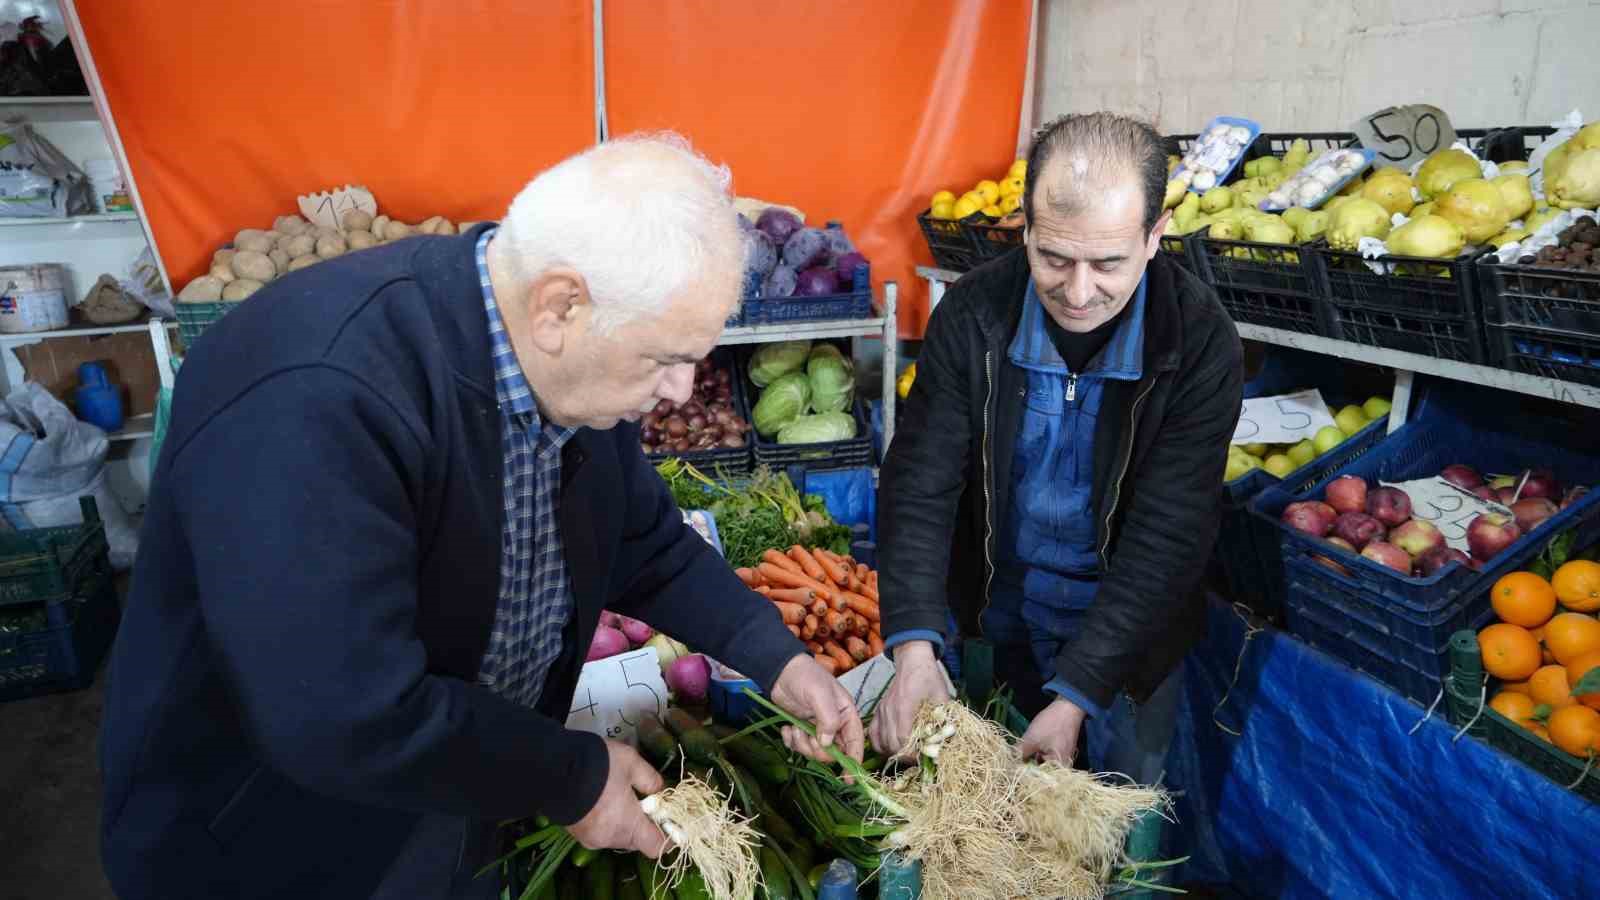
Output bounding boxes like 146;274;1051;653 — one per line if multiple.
231;250;277;282
346;229;378;250
313;225;343;243
274;215;309;235
212;248;236;268
458;220;484;233
222;278;264;301
287;255;319;272
208;262;237;284
342;209;375;232
178;275;225;303
371;215;391;240
269;248;290;273
385;221;414;240
417;216;443;235
316;235;348;259
436;219;456;235
282;234;316;258
234;229;275;254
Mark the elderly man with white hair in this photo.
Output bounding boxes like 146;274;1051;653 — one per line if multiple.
99;134;862;900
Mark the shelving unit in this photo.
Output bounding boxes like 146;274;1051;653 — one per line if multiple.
0;94;98;122
0;212;140;226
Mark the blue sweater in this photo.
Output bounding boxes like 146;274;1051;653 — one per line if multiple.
99;227;804;899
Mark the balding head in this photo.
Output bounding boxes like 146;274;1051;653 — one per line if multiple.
1023;113;1167;234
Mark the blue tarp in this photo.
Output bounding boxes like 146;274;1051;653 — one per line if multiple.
1169;600;1599;899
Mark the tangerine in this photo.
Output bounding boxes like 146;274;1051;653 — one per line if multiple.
1529;664;1575;709
1566;650;1600;711
1553;560;1600;612
1490;571;1557;627
1544;613;1600;665
1500;678;1531;695
1479;623;1543;682
1547;705;1600;758
1528;723;1552;743
1489;690;1537;725
1531;624;1555;663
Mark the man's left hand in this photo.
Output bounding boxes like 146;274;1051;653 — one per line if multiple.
770;654;865;766
1018;697;1086;764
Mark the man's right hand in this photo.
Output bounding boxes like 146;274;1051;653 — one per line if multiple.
868;640;955;756
567;739;670;858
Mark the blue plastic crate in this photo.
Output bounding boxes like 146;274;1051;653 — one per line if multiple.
1251;404;1600;617
741;263;872;326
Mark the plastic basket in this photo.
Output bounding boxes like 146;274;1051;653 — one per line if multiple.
643;349;752;475
917;209;983;273
0;567;118;702
1312;243;1490;363
1445;629;1600;804
0;497;109;608
1251;408;1600;618
1158;233;1199;280
968;218;1025;261
740;263;871;326
1250;131;1358;159
1481;258;1600;387
752;396;875;471
1194;238;1330;335
1451;126;1557;162
1486;325;1600;388
174;300;244;348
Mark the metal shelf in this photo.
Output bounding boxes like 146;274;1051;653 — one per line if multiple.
0;319;176;343
107;412;154;442
0;212;141;227
0;95;93;104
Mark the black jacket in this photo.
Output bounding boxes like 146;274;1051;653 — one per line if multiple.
878;248;1243;710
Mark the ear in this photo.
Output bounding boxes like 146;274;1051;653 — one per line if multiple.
524;267;589;355
1144;211;1173;260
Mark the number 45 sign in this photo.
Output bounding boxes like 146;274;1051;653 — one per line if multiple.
565;648;667;745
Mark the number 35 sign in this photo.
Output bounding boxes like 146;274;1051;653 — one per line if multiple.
1232;389;1338;446
565;648;668;745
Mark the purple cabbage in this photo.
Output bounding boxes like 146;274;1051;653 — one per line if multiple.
761;264;797;298
755;208;803;245
745;231;778;277
823;221;855;256
782;227;829;270
795;266;840;296
834;251;868;287
736;212;754;231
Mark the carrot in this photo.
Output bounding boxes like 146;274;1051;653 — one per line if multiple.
858;581;879;602
813;550;850;586
824;610;850;639
821;640;854;671
789;545;828;582
855;563;869;582
852;614;870;638
771;601;806;625
754;585;771;596
815;654;839;676
767;586;815;606
805;640;824;655
867;632;884;657
845;636;870;662
801;614;818;641
734;567;759;587
757;562;835;597
763;548;803;573
840;591;879;622
786;624;801;638
808;598;828;618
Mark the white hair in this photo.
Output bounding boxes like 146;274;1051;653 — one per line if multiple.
497;132;745;334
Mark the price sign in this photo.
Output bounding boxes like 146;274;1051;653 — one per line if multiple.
1231;389;1338;446
1353;105;1457;169
833;653;956;717
296;184;377;231
565;647;667;745
1382;476;1507;553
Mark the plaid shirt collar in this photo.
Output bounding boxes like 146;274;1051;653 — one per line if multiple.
477;227;577;458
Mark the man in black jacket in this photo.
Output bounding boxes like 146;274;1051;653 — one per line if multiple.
870;113;1242;781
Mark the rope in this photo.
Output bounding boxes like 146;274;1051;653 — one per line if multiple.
1448;678;1487;743
1408;685;1447;736
1212;602;1265;737
1567;753;1596;791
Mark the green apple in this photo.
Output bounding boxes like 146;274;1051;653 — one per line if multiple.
1313;425;1346;455
1334;404;1369;436
1224;454;1256;482
1362;395;1392;420
1286;439;1317;467
1262;454;1297;478
1242;443;1270;458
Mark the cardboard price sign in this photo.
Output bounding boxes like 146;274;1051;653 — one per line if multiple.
1382;476;1506;553
565;648;668;745
296;184;377;232
834;653;956;718
1231;389;1337;446
1353;105;1457;169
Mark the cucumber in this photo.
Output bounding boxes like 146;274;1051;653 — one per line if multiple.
711;724;792;786
637;715;680;769
674;869;712;900
618;871;646;900
753;798;805;855
636;852;671;900
571;845;599;869
712;760;765;814
806;863;827;890
760;845;794;900
581;851;615;900
557;866;582;900
664;709;723;766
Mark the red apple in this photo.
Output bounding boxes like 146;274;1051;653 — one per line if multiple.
1469;484;1497;502
1390;519;1446;558
1510;497;1558;533
1414;545;1471;577
1439;464;1483;490
1361;541;1412;574
1333;512;1386;550
1325;536;1357;554
1281;500;1338;537
1366;486;1414;528
1466;512;1522;561
1562;485;1590;511
1495;486;1519;505
1325;475;1369;515
1520;468;1561;500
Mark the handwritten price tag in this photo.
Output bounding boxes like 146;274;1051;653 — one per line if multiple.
1382;476;1507;553
296;184;377;231
1232;389;1337;446
565;648;668;746
833;654;956;717
1353;104;1457;169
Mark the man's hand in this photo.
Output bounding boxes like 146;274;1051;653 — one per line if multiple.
567;739;671;859
867;641;954;757
1017;697;1086;764
770;654;865;765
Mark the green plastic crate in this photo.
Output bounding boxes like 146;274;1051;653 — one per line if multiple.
174;299;244;348
0;497;109;608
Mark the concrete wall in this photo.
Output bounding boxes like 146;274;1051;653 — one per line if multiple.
1033;0;1600;134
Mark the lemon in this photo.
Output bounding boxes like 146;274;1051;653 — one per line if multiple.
1000;193;1022;214
1000;175;1025;197
960;190;985;208
981;204;1003;217
1009;159;1027;179
952;196;983;220
931;189;956;207
930;200;956;220
976;180;1002;204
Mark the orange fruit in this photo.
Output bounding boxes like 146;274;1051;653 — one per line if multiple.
1567;650;1600;710
1553;560;1600;612
1529;723;1552;743
1490;571;1557;627
1478;623;1543;681
1489;690;1537;724
1547;705;1600;758
1529;664;1575;709
1544;612;1600;665
1531;624;1555;663
1500;678;1531;695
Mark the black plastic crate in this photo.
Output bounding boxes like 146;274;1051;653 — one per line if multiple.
643;349;752;474
1451;126;1557;162
1251;131;1358;158
917;209;983;272
752;396;874;471
741;263;872;326
1486;325;1600;388
968;217;1024;260
1312;242;1490;363
1159;233;1199;280
1194;238;1330;335
0;570;119;702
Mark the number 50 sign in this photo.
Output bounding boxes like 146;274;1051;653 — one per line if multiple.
1353;104;1457;169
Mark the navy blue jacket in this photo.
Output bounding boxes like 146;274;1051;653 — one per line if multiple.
99;226;804;899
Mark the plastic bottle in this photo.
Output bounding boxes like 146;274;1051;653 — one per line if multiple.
84;158;133;213
74;361;124;432
815;859;858;900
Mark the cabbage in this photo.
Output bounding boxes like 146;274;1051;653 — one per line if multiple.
737;213;754;231
795;266;839;296
783;227;829;269
834;251;868;287
761;264;797;298
777;411;856;444
756;208;803;245
806;344;854;414
753;372;812;437
823;221;855;256
745;231;777;277
748;340;811;387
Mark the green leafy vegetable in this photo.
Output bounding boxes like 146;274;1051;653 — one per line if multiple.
653;461;851;568
753;372;812;437
776;412;855;444
805;344;854;414
748;340;811;388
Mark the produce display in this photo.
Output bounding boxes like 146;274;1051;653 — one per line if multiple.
1170;117;1259;194
640;356;751;456
1262;148;1374;211
1543;120;1600;210
1516;214;1600;273
1281;463;1591;576
656;461;851;570
741;211;869;300
747;341;858;444
925;158;1027;222
734;546;882;676
1225;394;1390;482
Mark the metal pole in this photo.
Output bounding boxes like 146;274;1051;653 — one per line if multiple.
593;0;608;143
